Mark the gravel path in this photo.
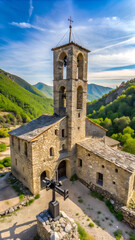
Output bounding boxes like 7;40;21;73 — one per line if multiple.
0;179;135;240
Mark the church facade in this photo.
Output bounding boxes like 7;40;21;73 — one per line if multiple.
9;42;135;206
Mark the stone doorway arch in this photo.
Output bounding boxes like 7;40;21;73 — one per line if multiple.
58;160;66;179
40;170;50;189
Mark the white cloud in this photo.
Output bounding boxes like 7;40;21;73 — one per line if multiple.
10;22;46;32
29;0;34;19
88;69;135;82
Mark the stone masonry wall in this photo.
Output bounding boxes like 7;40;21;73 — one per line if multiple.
76;144;132;205
85;118;106;138
31;117;74;194
10;136;34;193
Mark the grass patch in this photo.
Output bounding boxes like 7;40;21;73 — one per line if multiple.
113;229;123;240
89;222;94;228
78;198;83;203
70;173;78;182
97;211;101;214
35;193;40;199
0;142;6;152
130;237;135;240
91;191;104;201
105;200;123;221
76;222;95;240
19;194;24;201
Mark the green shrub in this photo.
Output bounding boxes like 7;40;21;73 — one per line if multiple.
113;229;123;240
1;157;11;167
0;143;6;152
29;199;35;205
35;193;40;199
19;194;24;201
70;173;78;182
0;163;4;169
130;237;135;240
89;222;94;228
0;128;9;138
106;200;123;221
91;191;104;201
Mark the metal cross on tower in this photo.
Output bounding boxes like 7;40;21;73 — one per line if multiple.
68;16;73;43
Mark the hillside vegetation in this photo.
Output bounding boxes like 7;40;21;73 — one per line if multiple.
33;82;53;99
0;69;53;127
87;79;135;155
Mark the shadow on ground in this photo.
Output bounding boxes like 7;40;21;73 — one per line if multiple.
0;220;37;240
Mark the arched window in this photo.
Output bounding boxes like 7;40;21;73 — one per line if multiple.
77;86;83;109
50;147;54;156
24;142;27;156
59;86;66;113
59;52;67;79
77;53;83;79
62;144;65;151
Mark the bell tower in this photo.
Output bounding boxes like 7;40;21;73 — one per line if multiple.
52;26;90;152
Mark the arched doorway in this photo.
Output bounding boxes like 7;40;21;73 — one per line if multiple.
58;160;66;179
40;171;46;189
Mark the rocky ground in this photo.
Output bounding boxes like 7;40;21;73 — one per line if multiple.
0;178;135;240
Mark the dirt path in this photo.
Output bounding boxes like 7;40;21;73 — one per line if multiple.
0;179;135;240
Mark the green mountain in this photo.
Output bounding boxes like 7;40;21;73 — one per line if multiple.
87;84;112;101
0;69;53;127
87;79;135;155
33;82;53;99
34;82;112;102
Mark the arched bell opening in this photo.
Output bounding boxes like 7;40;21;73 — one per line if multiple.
77;53;83;79
59;52;67;79
59;86;66;114
77;86;83;109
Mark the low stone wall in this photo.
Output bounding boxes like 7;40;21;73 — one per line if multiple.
78;178;135;228
37;210;79;240
78;178;122;206
121;206;135;228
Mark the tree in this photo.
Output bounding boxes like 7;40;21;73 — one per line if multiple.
123;138;135;154
123;126;134;136
102;118;112;129
113;116;131;132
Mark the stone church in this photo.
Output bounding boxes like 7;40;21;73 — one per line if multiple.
9;40;135;206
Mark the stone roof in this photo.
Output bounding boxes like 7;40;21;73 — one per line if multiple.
104;136;120;147
9;115;66;142
77;137;135;173
51;42;90;52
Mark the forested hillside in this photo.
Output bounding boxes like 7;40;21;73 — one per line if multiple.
0;70;53;127
87;79;135;154
33;82;53;99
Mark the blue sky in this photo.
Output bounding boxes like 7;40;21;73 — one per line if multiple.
0;0;135;88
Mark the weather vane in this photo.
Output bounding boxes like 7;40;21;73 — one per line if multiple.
68;16;73;43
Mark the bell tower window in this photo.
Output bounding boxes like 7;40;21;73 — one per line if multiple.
77;86;83;109
59;86;66;114
59;52;67;80
77;53;83;79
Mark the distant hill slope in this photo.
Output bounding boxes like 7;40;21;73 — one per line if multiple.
33;82;53;99
34;82;112;102
87;84;112;101
0;69;53;126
